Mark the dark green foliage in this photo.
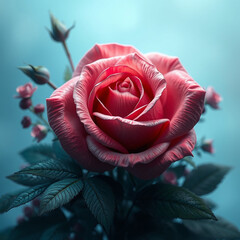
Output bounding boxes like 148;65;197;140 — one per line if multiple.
83;177;115;233
183;164;231;195
136;183;216;220
183;217;240;239
40;178;83;214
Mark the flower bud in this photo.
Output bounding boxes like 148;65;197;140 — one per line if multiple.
31;124;47;142
162;171;177;185
19;98;32;110
205;87;222;109
15;83;36;99
34;104;45;114
18;65;50;85
47;13;75;42
21;116;31;128
201;139;214;154
23;206;33;218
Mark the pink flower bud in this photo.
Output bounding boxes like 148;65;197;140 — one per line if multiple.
34;104;45;114
15;83;36;99
18;65;50;85
162;171;177;185
31;198;40;208
205;87;222;109
19;98;32;110
201;139;214;154
17;216;25;224
21;116;31;128
31;124;47;142
23;206;33;218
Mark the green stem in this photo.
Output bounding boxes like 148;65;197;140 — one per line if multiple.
62;40;74;72
47;81;57;90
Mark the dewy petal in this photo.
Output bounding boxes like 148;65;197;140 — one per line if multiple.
73;43;144;77
116;53;167;121
128;129;196;179
93;112;170;151
73;58;128;154
161;70;205;141
145;52;187;75
86;135;170;168
46;77;113;172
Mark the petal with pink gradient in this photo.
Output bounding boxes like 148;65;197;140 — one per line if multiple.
145;52;187;75
46;77;114;171
86;135;170;168
128;129;196;179
93;112;170;151
73;43;144;77
160;70;205;141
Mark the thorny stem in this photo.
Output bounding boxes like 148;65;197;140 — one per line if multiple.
62;40;74;72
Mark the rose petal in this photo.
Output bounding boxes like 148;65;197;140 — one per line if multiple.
86;135;170;168
93;112;170;151
145;52;187;75
46;77;113;172
73;43;144;77
116;53;167;121
100;87;139;117
160;70;205;141
74;58;129;154
128;129;196;179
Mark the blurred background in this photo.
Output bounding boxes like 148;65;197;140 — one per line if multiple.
0;0;239;230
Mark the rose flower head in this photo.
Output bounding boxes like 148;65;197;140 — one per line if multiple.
31;124;47;142
18;65;50;85
47;44;205;179
205;86;222;109
201;139;214;154
15;83;36;99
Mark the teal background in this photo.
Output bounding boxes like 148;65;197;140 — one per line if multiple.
0;0;239;230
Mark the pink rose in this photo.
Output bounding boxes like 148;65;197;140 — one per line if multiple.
31;124;47;142
205;86;222;109
15;83;36;99
47;44;205;179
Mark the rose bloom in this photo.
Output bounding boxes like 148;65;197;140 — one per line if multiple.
31;124;47;142
47;44;205;179
16;83;36;99
205;86;222;109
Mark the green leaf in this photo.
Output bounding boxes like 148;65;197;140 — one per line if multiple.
10;184;48;210
182;156;196;168
183;164;231;195
0;227;13;240
20;144;55;164
40;223;69;240
0;190;24;213
8;159;82;186
40;178;83;214
82;177;115;233
64;65;72;82
136;183;216;220
183;217;240;239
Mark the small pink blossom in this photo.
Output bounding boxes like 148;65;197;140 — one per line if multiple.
34;104;45;114
205;87;222;109
16;83;37;99
23;206;33;218
19;98;32;110
201;139;214;154
31;124;47;142
162;171;177;185
21;116;31;128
